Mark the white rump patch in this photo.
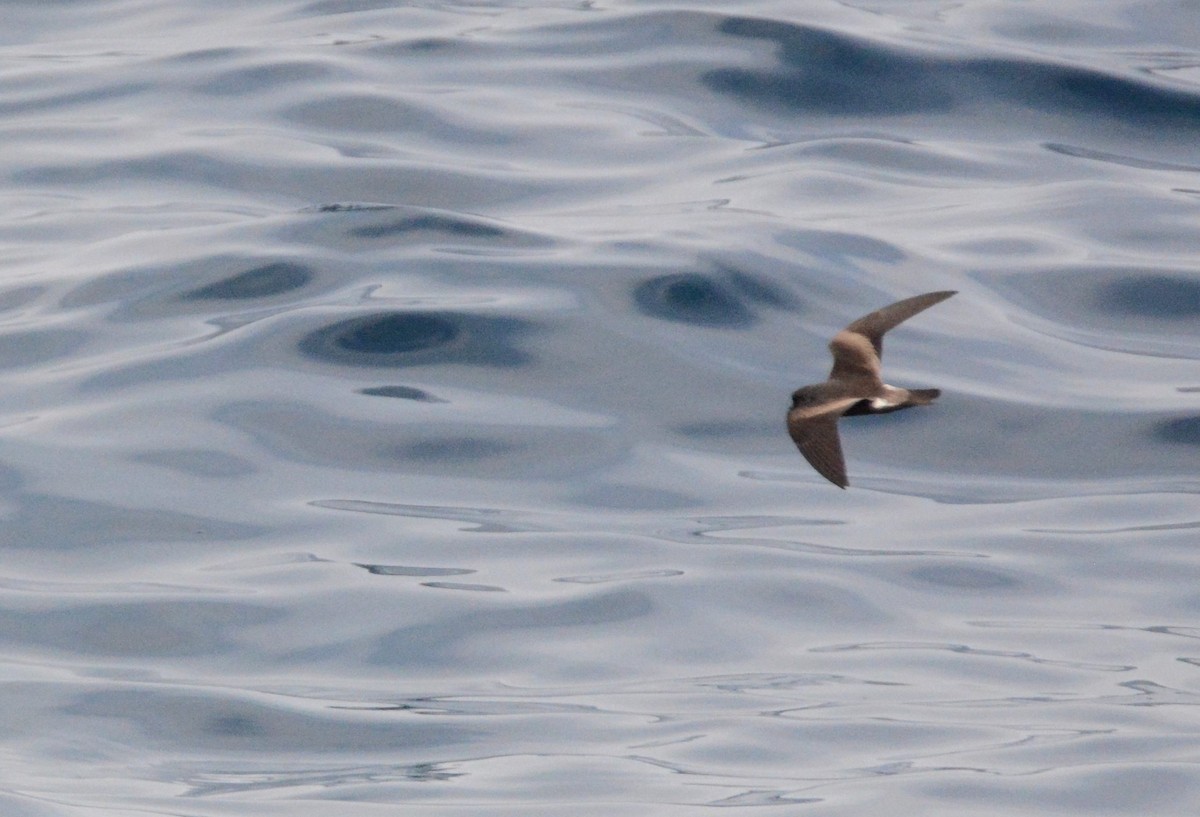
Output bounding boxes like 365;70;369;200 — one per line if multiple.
871;385;905;409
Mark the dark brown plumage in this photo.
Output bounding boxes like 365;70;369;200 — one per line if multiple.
787;291;956;488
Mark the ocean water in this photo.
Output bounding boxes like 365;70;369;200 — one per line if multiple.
2;0;1200;813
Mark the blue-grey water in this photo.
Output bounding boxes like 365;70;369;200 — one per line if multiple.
3;1;1200;814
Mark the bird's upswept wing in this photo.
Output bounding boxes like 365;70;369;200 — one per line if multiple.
829;290;956;381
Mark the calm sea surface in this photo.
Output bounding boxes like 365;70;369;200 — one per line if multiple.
2;1;1200;814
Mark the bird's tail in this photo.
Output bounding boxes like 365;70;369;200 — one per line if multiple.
905;388;940;405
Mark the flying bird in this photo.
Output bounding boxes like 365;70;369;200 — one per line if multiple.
787;290;956;488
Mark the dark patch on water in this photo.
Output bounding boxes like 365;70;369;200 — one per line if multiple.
168;47;243;64
1153;416;1200;446
1045;143;1200;173
206;714;263;737
332;312;457;353
422;581;507;592
397;436;517;463
633;273;754;327
196;60;332;96
183;261;313;300
348;213;506;240
299;311;532;367
356;564;475;577
133;449;257;478
391;37;459;53
358;385;447;402
1099;274;1200;319
302;0;410;16
705;18;955;116
979;266;1200;350
61;255;320;319
311;202;397;212
705;15;1200;135
723;267;796;308
1003;60;1200;126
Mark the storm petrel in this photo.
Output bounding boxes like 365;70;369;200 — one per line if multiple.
787;290;956;488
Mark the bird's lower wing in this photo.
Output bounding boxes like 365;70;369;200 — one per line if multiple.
787;399;860;488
